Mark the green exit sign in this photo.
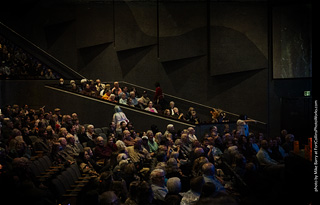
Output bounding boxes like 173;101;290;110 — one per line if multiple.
304;91;311;97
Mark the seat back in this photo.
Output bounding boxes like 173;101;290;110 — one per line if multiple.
51;178;66;198
101;127;109;134
33;159;46;173
38;157;50;171
70;164;81;178
28;161;41;177
57;174;71;190
94;128;102;134
100;133;107;141
66;167;78;182
43;155;53;167
62;170;75;188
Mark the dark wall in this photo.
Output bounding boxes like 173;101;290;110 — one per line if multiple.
268;78;313;141
0;0;312;138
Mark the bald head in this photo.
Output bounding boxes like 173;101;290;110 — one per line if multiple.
202;162;215;176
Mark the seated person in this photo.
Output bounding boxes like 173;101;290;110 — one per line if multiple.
150;169;168;202
64;134;81;158
145;101;158;113
202;162;226;194
94;135;118;160
123;130;135;147
126;137;151;164
256;140;279;166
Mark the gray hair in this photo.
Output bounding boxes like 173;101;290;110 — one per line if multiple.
167;124;174;130
150;168;165;181
167;177;181;194
117;153;128;163
146;130;153;136
175;139;182;146
99;191;118;205
114;105;122;113
202;162;215;176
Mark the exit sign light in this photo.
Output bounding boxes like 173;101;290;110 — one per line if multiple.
304;91;311;97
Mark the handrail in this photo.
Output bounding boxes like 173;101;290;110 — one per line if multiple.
111;80;267;125
45;85;196;127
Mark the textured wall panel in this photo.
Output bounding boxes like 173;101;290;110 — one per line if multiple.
210;26;267;76
210;3;268;76
161;55;208;102
117;44;155;78
75;4;114;49
44;20;75;49
75;43;121;81
78;42;113;70
114;1;157;51
207;68;268;121
158;1;207;61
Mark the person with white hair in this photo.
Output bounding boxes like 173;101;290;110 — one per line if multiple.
168;101;175;116
80;78;87;84
138;90;150;109
116;153;128;163
113;152;129;178
180;176;204;205
80;78;88;91
165;177;182;204
202;162;226;194
256;140;279;166
150;168;168;202
188;127;198;143
129;91;139;107
95;79;104;93
86;124;95;140
65;133;81;157
112;106;129;130
146;130;158;155
119;93;128;105
164;124;176;140
127;137;151;164
108;94;117;103
237;114;256;137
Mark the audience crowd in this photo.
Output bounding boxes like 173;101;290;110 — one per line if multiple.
0;35;61;79
0;31;309;205
58;79;210;125
0;103;294;205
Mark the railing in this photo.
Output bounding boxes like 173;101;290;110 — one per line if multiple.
45;84;196;128
111;81;266;121
106;80;267;135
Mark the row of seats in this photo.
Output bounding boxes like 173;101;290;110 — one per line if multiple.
28;155;94;203
28;155;62;182
50;163;92;202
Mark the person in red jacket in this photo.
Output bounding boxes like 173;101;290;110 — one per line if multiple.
94;135;118;160
153;82;165;111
